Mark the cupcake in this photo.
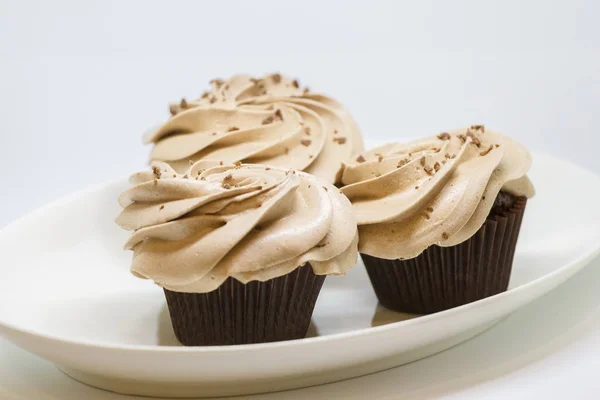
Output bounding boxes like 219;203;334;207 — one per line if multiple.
143;73;364;184
340;126;534;314
116;162;358;345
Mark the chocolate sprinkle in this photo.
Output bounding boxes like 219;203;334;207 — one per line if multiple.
480;145;494;156
466;131;481;147
262;116;274;125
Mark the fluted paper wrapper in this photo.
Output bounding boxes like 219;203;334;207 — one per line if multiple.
163;263;325;346
362;197;527;314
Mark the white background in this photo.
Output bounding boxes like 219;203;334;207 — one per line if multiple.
1;0;600;227
1;1;600;398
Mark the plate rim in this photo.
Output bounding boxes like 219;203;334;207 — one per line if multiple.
1;152;599;354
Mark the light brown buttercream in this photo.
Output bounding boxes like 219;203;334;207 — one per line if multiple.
116;163;358;293
341;127;534;260
143;73;364;184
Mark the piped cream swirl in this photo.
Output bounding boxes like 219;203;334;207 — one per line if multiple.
143;73;364;184
340;126;534;260
116;163;359;293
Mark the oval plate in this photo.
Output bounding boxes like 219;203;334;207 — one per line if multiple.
1;153;599;398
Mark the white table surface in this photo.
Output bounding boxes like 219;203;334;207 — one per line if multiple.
1;0;600;398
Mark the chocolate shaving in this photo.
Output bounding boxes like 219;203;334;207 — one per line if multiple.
265;167;271;171
480;145;494;156
303;87;310;94
442;232;449;240
457;134;466;143
437;132;451;140
284;147;289;155
377;154;384;162
466;131;481;147
333;137;347;144
210;79;224;88
152;165;162;179
315;242;328;248
212;132;217;136
172;174;176;178
219;161;224;166
223;174;233;182
309;154;314;158
300;139;312;147
169;104;178;116
422;213;431;220
356;155;366;163
426;206;434;212
272;73;282;84
495;144;500;148
221;183;231;189
322;186;328;192
304;127;311;135
180;98;188;109
182;174;189;179
397;159;408;168
470;124;485;132
274;109;283;121
201;92;210;99
333;129;338;134
262;116;274;125
292;79;299;88
424;165;434;175
159;205;164;210
234;161;242;167
420;156;426;166
227;127;240;132
434;161;441;172
415;185;419;189
210;96;217;104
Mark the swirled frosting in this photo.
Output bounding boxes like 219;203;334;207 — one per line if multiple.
340;126;535;260
143;73;364;184
116;163;359;293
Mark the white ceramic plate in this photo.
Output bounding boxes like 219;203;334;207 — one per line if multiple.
0;153;599;398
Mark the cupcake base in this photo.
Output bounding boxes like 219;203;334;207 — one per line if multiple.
362;195;527;314
163;263;325;346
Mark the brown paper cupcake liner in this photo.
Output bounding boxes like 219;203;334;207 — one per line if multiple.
362;196;527;314
163;263;325;346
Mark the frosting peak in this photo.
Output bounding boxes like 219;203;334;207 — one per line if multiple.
117;163;358;293
144;73;364;183
341;126;534;259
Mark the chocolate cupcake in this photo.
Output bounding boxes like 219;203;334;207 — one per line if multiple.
143;73;364;184
116;163;358;345
341;126;534;314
